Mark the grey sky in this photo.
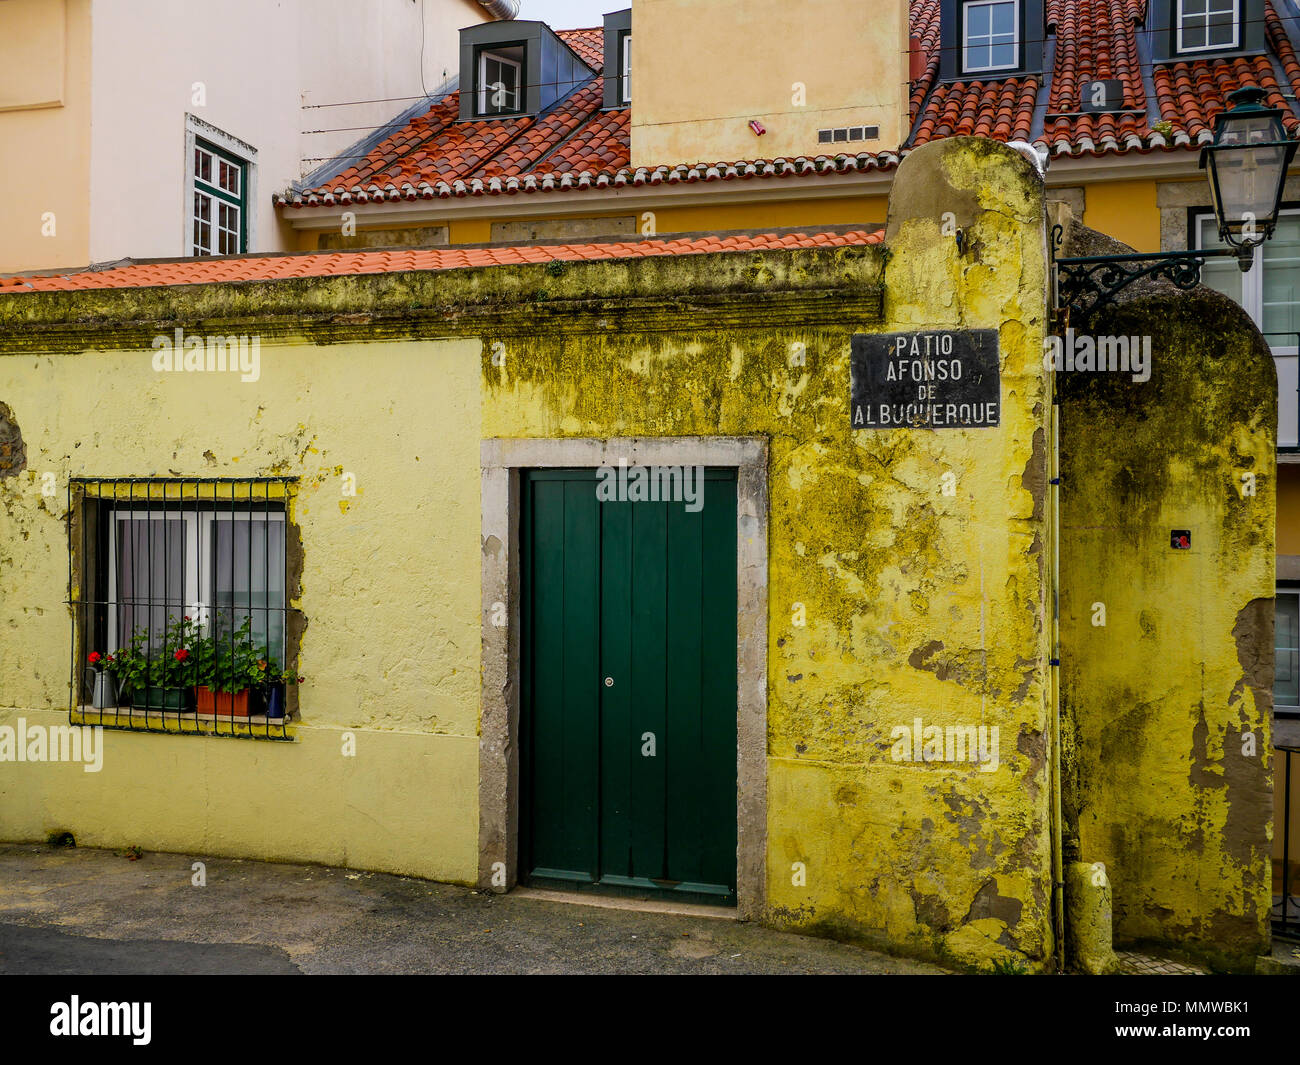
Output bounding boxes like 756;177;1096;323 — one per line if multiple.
518;0;620;29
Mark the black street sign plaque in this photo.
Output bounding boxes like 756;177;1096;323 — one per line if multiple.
851;329;1000;429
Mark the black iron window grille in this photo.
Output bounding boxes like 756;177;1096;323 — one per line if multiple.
69;477;299;740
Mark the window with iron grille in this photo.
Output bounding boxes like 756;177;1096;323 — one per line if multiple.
192;140;246;256
70;478;297;739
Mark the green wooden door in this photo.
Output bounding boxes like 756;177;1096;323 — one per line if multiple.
520;468;738;904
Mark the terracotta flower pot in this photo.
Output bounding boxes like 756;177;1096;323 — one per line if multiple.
195;686;251;717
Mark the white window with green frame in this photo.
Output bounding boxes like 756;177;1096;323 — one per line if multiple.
1194;207;1300;449
192;140;246;256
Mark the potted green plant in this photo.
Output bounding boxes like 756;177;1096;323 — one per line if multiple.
195;618;262;717
85;651;119;708
107;630;147;706
123;615;200;712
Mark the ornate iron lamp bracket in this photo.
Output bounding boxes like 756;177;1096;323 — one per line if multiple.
1050;223;1249;316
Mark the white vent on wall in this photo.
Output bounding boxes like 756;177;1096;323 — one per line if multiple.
818;125;881;145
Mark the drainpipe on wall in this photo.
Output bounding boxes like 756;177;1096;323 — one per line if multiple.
477;0;521;18
1049;375;1066;974
1046;201;1066;974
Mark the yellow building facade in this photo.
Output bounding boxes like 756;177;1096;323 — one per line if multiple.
0;139;1281;971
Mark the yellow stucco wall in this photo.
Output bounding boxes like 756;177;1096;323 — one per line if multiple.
632;0;907;166
1278;464;1300;555
0;337;483;881
0;0;91;273
294;196;891;251
478;138;1053;969
1;138;1050;970
1081;179;1161;254
1059;287;1276;970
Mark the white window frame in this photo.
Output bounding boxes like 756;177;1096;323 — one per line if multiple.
962;0;1020;74
192;143;244;257
1176;0;1239;54
107;509;286;651
107;511;199;651
1276;584;1300;716
478;49;522;116
184;116;255;258
1194;207;1300;449
621;33;631;104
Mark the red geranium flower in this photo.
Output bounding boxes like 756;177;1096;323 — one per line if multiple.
87;651;102;665
174;648;189;662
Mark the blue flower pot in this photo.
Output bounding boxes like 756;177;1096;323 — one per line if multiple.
264;683;286;719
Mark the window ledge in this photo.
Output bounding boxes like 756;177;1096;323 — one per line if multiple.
71;706;296;740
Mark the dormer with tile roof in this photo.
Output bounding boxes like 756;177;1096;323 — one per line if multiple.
1150;0;1268;62
602;8;632;111
936;0;1048;81
457;19;597;121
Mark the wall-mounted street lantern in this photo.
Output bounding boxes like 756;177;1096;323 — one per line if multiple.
1054;87;1299;315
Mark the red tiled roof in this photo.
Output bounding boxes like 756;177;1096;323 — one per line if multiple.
0;229;886;294
1041;0;1149;154
553;26;603;71
276;4;1300;209
910;77;1040;145
909;0;942;126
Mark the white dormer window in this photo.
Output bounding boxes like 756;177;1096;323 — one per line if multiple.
1177;0;1239;52
477;47;523;116
963;0;1019;73
621;33;631;104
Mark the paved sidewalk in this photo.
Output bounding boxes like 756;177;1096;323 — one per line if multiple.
0;844;948;975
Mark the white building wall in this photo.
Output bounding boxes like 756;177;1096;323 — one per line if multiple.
87;0;487;262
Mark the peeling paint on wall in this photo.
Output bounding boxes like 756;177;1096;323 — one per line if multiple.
1059;269;1276;972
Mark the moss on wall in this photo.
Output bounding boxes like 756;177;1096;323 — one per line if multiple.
481;137;1053;970
0;137;1053;969
1060;281;1276;972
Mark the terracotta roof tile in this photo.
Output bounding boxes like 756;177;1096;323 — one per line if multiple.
909;0;942;126
0;229;886;294
1042;0;1149;152
911;77;1040;145
555;26;604;72
277;4;1300;210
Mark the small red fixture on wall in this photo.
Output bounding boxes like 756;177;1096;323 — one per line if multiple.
748;119;766;136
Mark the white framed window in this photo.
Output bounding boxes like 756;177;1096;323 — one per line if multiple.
478;48;523;116
963;0;1019;74
1176;0;1239;53
1195;208;1300;448
107;508;286;664
621;33;631;104
1277;585;1300;716
192;140;245;256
